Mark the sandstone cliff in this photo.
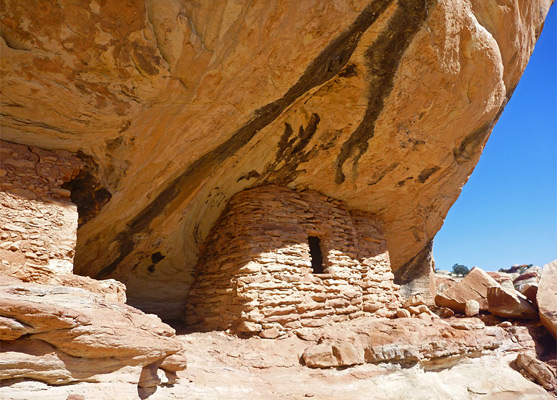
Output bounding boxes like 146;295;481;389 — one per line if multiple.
1;0;553;318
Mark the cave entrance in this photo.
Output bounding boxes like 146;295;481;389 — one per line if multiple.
308;236;324;274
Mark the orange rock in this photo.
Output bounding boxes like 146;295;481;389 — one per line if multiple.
0;277;183;385
1;0;550;317
487;286;538;320
537;261;557;338
435;267;499;313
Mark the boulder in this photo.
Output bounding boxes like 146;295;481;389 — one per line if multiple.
487;286;538;320
514;267;542;293
537;260;557;338
434;274;459;294
302;343;337;368
435;267;500;313
487;271;518;291
160;351;188;374
465;300;480;317
436;307;455;318
0;264;126;303
331;342;364;367
515;352;556;391
0;276;183;385
519;284;539;308
448;318;485;331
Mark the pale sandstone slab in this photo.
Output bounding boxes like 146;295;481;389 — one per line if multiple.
301;318;500;369
435;267;500;313
515;352;557;392
537;260;557;338
0;277;183;385
0;264;126;303
487;286;538;320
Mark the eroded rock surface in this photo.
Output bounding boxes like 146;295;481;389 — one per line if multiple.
1;0;553;316
515;352;557;393
435;267;500;313
487;286;539;320
538;260;557;338
301;317;501;369
0;276;185;388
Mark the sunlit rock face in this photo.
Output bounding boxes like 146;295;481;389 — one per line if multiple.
1;0;552;318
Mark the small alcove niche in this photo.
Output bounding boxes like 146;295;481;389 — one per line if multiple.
308;236;325;274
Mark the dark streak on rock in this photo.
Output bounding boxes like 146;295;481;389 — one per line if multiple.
396;176;414;187
338;63;358;78
367;162;399;186
265;113;321;184
393;240;433;286
236;170;261;182
131;42;162;76
417;166;440;183
453;123;491;163
275;123;295;162
335;0;435;184
94;1;393;279
453;92;511;165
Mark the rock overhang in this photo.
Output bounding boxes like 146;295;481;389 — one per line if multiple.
0;0;553;318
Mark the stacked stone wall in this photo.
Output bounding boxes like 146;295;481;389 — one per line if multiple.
0;141;82;274
185;185;401;337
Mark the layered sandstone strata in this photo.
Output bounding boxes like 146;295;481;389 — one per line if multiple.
0;275;187;393
0;1;553;318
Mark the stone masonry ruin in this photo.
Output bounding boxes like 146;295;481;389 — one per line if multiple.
185;185;402;337
0;140;82;276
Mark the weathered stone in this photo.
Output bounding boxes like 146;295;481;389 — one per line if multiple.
448;318;485;331
520;284;539;308
465;300;480;317
0;277;183;386
436;307;455;318
260;327;281;339
331;342;364;367
0;315;31;340
515;352;556;391
435;267;500;313
236;320;262;334
185;186;399;333
159;351;188;374
0;141;81;276
302;343;337;368
402;295;427;308
397;309;412;318
487;286;539;320
138;361;162;388
303;317;503;369
537;260;557;338
0;264;126;303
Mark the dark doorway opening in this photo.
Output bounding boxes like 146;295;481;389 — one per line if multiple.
308;236;324;274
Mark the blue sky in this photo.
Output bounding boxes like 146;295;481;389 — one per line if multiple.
433;6;557;272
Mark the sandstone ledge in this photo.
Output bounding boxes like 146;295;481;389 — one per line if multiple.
0;276;185;389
